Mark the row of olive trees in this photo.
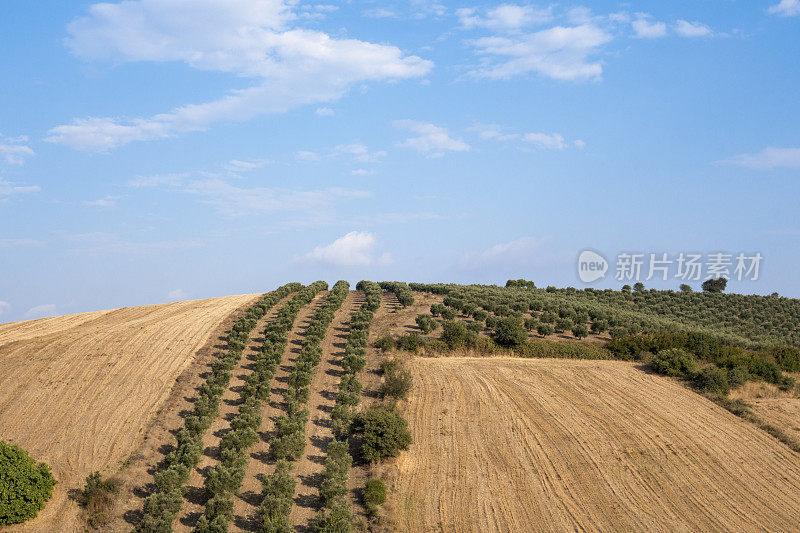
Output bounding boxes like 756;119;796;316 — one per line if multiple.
379;281;414;307
257;280;350;533
312;281;382;531
194;281;328;532
134;283;302;533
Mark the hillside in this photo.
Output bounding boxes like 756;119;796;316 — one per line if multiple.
0;293;259;531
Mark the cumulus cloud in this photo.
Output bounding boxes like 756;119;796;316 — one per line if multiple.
394;120;470;157
0;134;34;165
632;15;667;38
25;304;57;320
717;147;800;170
297;231;391;266
468;24;613;81
457;5;552;32
769;0;800;17
674;20;713;37
46;0;432;151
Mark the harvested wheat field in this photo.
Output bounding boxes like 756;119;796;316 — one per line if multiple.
390;357;800;532
0;293;258;532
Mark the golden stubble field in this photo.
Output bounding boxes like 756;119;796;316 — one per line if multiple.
0;294;258;532
389;357;800;532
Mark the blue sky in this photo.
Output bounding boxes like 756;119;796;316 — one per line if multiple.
1;0;800;322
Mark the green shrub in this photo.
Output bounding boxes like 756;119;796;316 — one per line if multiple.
78;471;120;528
0;441;57;526
440;321;468;348
571;324;589;339
536;323;555;337
651;348;697;377
695;366;730;395
362;478;386;508
727;366;749;389
415;314;438;334
352;407;412;462
375;334;396;352
380;359;412;400
493;316;528;347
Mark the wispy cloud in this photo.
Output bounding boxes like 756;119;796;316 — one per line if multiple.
46;0;432;151
0;133;34;165
768;0;800;17
297;231;391;267
470;123;582;150
632;15;667;38
394;120;470;157
717;147;800;170
184;179;371;217
25;304;57;320
331;143;387;163
674;20;713;38
83;195;120;208
127;173;188;188
0;179;40;198
223;159;271;173
167;289;188;300
0;238;42;248
456;5;552;32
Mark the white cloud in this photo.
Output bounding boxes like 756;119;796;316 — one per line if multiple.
25;304;57;320
297;231;391;266
522;132;566;150
632;15;667;38
351;168;377;176
769;0;800;17
315;107;335;116
0;301;9;318
718;147;800;170
468;24;613;81
46;0;432;151
469;123;519;141
184;178;371;216
0;179;40;197
223;159;271;172
457;5;552;32
127;172;187;188
168;289;188;300
0;238;42;248
83;195;120;208
394;120;470;157
0;134;34;165
674;20;713;37
574;139;586;149
295;150;322;162
331;143;387;163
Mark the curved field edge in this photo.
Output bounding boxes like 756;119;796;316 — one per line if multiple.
388;357;800;532
0;293;261;532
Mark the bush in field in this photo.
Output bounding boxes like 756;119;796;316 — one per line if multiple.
651;348;697;377
380;359;412;400
374;334;396;352
727;366;749;389
555;318;573;333
680;284;693;293
571;324;589;339
590;319;608;334
633;282;645;293
430;303;447;317
0;442;57;526
362;478;386;514
472;309;488;322
415;314;438;334
695;366;730;395
466;321;484;334
440;321;468;348
537;323;555;337
397;333;423;353
79;471;120;528
441;308;457;320
493;316;528;347
351;407;412;462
